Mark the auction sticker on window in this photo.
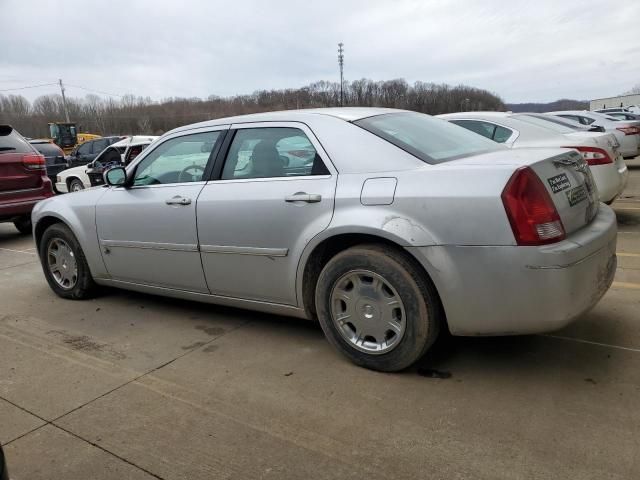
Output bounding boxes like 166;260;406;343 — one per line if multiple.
547;173;571;193
566;185;587;206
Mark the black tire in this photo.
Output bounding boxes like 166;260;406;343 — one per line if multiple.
69;178;84;192
39;223;97;299
315;244;442;372
13;216;32;235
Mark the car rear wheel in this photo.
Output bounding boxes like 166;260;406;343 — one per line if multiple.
13;216;32;235
315;244;441;372
69;178;84;192
39;223;97;299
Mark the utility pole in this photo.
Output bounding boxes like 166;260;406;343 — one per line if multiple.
58;78;70;122
338;43;344;107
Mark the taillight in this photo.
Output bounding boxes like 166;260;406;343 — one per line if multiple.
501;167;565;246
563;146;613;166
22;153;46;170
616;126;640;135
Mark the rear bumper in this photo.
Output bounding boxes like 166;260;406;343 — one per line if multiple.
0;180;54;220
408;204;617;336
619;135;639;158
592;160;628;203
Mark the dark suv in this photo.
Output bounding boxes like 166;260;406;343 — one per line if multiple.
0;125;54;233
67;136;124;168
30;140;68;192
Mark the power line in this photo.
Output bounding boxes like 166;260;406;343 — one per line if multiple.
0;81;123;98
65;83;123;98
0;82;57;92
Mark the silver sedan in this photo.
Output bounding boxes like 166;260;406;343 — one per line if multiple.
32;108;617;372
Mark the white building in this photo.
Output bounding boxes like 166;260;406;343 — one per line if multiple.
590;93;640;111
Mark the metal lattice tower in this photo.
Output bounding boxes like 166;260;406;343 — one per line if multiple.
338;43;344;107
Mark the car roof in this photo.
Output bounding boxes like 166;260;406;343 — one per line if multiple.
110;135;159;148
168;107;408;135
438;111;511;119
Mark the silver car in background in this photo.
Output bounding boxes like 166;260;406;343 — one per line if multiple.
437;111;628;204
32;108;617;372
547;110;640;158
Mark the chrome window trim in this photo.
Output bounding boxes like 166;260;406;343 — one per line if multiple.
126;181;207;190
206;174;331;185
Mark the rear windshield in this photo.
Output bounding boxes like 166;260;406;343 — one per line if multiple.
354;112;501;164
514;114;583;133
32;142;63;156
0;127;35;154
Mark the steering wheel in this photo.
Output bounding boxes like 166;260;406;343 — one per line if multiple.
178;164;205;183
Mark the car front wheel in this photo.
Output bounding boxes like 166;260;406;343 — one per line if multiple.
69;178;84;192
39;223;96;299
315;244;441;372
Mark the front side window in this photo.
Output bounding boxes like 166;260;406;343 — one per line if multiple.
133;131;220;186
221;127;328;180
355;112;500;164
91;139;109;154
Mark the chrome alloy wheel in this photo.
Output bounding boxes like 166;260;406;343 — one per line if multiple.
47;238;78;289
330;270;406;354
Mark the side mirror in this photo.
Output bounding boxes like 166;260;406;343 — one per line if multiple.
104;166;127;187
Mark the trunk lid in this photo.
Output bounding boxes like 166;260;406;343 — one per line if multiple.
450;148;598;236
563;131;619;159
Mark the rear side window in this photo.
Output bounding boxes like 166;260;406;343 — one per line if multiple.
355;113;501;164
221;127;329;180
451;120;495;139
0;127;35;154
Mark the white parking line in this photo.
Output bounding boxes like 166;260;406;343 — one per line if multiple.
0;247;37;255
542;334;640;353
612;281;640;290
618;252;640;258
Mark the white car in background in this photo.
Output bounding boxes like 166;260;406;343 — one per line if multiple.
56;136;158;193
438;111;628;204
546;110;640;158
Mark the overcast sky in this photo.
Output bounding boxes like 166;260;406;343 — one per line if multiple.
1;0;638;104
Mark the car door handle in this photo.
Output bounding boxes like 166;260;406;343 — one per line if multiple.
165;196;192;206
285;193;322;203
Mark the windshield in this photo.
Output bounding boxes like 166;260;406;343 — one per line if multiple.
514;114;583;133
354;112;501;164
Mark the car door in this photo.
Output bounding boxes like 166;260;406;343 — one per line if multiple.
197;122;337;305
95;127;227;292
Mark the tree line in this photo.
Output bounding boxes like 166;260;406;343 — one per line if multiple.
0;78;505;138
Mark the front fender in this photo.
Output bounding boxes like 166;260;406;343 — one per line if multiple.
32;189;109;279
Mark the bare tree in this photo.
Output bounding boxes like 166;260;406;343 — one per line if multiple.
0;78;506;138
